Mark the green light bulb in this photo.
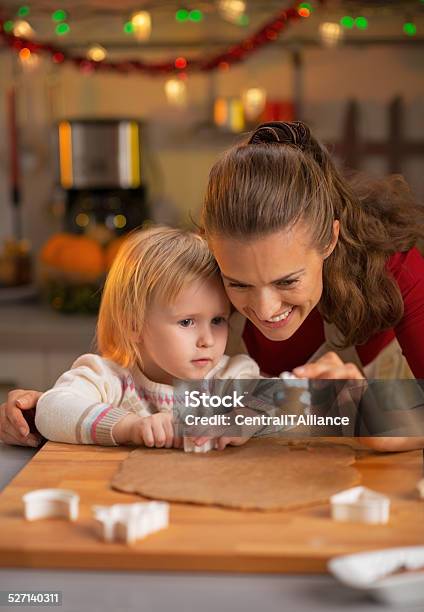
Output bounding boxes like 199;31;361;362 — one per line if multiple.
56;22;70;35
17;6;30;17
355;16;368;30
52;10;68;23
403;22;417;36
189;9;203;22
176;9;189;22
3;20;14;32
123;21;134;34
340;16;354;29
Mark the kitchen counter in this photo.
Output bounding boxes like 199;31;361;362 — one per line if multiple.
0;442;390;612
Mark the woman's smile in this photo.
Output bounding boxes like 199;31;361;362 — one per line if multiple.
261;305;295;326
250;305;296;330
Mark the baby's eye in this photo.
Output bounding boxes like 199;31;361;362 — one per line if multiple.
178;319;194;328
228;282;248;289
212;316;228;325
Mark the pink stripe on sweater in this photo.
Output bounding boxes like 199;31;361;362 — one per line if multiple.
91;405;113;443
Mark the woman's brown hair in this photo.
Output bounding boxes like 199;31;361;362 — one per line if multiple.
202;121;424;347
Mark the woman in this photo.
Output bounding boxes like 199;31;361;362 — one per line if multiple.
2;121;424;450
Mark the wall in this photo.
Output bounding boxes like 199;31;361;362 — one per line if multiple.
0;42;422;253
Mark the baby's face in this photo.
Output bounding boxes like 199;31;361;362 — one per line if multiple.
138;276;231;385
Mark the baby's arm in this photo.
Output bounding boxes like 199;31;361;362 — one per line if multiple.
35;354;129;445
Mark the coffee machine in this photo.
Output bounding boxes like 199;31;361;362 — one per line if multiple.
58;119;149;241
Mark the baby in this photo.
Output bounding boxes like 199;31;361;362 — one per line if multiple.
35;226;269;450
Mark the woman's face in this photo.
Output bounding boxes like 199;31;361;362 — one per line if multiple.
209;221;339;341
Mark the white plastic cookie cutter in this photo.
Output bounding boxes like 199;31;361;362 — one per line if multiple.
22;488;79;521
92;501;169;544
280;371;302;381
183;437;216;453
330;486;390;525
278;371;311;414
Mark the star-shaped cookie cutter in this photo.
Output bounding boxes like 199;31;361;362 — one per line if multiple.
92;501;169;544
330;486;390;524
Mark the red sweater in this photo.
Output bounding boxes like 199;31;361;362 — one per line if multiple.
243;247;424;378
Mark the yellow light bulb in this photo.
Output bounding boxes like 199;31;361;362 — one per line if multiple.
13;19;35;38
131;11;151;40
87;44;107;62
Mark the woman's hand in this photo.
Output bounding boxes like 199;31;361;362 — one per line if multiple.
293;351;364;380
0;389;43;447
291;353;424;452
358;436;424;452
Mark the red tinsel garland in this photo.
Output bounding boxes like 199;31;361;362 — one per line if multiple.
0;3;315;75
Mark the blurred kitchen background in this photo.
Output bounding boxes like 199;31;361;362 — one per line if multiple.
0;0;423;398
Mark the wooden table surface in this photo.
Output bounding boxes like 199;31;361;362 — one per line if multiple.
0;441;422;574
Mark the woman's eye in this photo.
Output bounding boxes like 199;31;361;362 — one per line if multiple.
178;319;194;327
212;316;227;325
228;280;299;289
276;279;299;288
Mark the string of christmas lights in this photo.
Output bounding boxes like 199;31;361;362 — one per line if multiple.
0;2;319;75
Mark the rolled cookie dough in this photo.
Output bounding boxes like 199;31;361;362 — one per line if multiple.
111;438;361;511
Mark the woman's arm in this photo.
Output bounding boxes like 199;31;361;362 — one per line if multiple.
292;351;424;452
358;436;424;451
357;251;424;450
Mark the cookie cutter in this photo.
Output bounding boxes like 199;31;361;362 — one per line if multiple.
92;501;169;544
330;486;390;524
22;488;79;521
417;478;424;499
183;437;216;453
280;371;300;380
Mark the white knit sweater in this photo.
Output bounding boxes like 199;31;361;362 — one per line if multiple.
35;353;262;446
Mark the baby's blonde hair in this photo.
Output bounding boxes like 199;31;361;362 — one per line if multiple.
97;225;219;368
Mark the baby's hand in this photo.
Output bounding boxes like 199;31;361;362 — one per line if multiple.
113;413;181;448
132;413;177;448
191;404;265;451
193;434;252;451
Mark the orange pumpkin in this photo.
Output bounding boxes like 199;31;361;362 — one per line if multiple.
40;233;77;266
40;233;105;281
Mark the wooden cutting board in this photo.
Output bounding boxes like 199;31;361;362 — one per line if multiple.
0;441;422;573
